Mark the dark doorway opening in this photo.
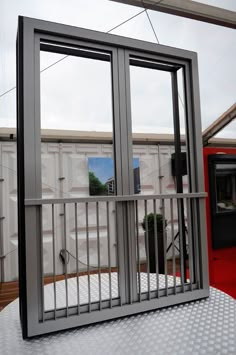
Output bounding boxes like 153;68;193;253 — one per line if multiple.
208;154;236;249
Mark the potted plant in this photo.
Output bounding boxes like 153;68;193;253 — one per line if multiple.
141;213;166;274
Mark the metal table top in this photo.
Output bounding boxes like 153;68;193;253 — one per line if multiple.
0;274;235;355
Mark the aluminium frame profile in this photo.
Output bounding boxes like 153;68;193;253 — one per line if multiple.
17;16;209;338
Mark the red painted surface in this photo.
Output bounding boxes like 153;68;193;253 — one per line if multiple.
211;247;236;298
203;147;236;298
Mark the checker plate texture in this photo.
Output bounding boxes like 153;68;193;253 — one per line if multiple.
44;273;181;310
0;281;235;354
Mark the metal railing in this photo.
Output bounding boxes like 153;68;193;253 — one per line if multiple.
25;192;206;322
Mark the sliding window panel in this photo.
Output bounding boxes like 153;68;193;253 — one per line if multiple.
128;57;191;295
40;46;120;313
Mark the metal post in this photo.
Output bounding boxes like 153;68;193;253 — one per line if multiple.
0;143;4;283
171;70;188;283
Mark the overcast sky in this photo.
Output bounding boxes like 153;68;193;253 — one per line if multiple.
0;0;235;137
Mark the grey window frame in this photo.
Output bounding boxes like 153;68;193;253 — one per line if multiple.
17;16;209;338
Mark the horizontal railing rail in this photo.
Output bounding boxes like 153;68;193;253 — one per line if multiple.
25;192;207;205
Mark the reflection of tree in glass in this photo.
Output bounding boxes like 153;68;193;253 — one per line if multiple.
89;171;107;196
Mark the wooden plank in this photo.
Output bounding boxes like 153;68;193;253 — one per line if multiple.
203;103;236;146
111;0;236;29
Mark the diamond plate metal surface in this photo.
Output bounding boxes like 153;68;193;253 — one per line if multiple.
0;280;235;354
44;273;181;310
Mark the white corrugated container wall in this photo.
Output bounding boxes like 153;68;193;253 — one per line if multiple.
0;140;185;282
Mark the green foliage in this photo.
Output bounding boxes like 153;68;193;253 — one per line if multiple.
89;171;107;196
141;213;167;232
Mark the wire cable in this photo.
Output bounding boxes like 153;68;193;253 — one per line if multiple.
145;9;160;44
40;55;69;73
38;9;147;75
141;0;160;44
141;0;185;109
0;248;18;259
0;2;185;109
0;9;147;99
60;248;109;269
0;86;16;98
107;9;146;33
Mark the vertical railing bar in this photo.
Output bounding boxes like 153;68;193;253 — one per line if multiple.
186;198;194;290
144;200;150;299
114;203;122;307
153;199;159;298
52;204;57;319
75;202;80;315
86;202;91;312
170;198;176;294
135;200;141;302
96;201;102;310
178;199;185;293
40;206;45;322
193;198;200;288
107;201;112;308
63;203;69;317
162;198;168;296
127;202;133;305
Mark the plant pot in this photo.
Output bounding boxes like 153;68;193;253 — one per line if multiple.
142;213;166;274
145;230;165;274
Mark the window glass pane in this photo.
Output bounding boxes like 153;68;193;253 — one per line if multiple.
216;163;236;212
40;47;119;310
40;50;112;132
130;65;173;134
130;61;190;287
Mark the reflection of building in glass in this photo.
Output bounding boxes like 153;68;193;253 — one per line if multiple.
134;167;141;194
105;166;141;195
106;177;115;195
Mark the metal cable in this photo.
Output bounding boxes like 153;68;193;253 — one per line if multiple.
61;248;109;269
141;0;185;110
0;248;18;259
141;0;161;44
0;9;147;99
107;9;146;33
